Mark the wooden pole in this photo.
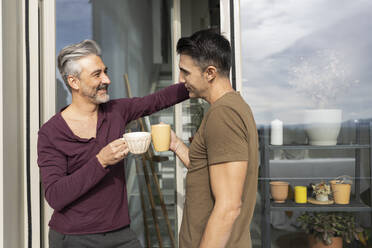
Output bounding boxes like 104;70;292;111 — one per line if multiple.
124;74;162;247
134;157;151;248
144;151;176;247
124;74;176;247
138;117;176;247
139;156;163;247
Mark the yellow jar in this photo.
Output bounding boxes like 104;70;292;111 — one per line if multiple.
294;186;307;203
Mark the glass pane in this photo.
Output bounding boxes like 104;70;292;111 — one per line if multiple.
179;1;220;152
56;0;92;110
178;0;219;226
56;0;176;247
240;1;372;247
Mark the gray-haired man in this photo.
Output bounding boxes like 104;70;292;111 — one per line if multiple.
37;40;189;247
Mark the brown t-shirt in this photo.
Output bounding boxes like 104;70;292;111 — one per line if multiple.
179;91;259;248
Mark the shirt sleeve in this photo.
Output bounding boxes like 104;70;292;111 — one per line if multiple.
37;128;109;211
204;106;249;166
112;83;189;122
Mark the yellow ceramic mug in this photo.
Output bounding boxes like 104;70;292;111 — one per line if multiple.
151;124;171;152
294;186;307;204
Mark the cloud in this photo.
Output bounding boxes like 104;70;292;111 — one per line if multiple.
240;0;372;124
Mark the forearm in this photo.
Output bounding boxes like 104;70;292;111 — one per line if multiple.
125;83;189;121
170;138;190;168
42;156;108;211
199;205;241;248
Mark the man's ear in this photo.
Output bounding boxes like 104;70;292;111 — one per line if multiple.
205;66;217;82
67;75;79;90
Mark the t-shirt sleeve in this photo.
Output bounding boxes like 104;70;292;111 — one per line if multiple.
205;106;249;165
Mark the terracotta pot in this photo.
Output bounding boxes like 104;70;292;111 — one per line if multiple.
308;235;343;248
330;180;351;204
270;181;289;203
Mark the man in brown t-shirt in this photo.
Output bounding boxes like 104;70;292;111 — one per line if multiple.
169;29;259;247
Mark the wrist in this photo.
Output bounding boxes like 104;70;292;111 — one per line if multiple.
171;138;181;152
96;154;107;168
174;141;181;153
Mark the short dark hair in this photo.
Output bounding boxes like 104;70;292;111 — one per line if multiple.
176;29;231;77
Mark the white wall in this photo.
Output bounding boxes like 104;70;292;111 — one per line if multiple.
92;0;154;99
2;0;25;247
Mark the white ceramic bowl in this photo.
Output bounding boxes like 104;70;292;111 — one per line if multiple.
304;109;342;146
123;132;151;154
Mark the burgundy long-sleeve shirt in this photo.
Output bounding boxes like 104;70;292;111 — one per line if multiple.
37;83;188;234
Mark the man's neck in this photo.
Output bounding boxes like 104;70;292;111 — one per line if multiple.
207;77;234;104
64;95;99;120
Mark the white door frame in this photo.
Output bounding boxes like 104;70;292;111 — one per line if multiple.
0;0;4;244
232;0;243;92
39;0;56;247
27;0;42;247
2;0;43;246
220;0;242;92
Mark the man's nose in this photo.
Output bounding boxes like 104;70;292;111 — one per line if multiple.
179;74;185;84
102;74;111;84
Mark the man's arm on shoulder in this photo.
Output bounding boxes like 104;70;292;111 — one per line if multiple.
114;83;189;122
199;160;248;248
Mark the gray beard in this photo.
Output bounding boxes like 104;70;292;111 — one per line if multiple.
81;83;110;104
92;93;110;104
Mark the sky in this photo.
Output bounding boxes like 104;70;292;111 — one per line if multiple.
55;0;372;124
56;0;92;108
240;0;372;124
56;0;92;53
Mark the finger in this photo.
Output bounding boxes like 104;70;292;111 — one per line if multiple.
110;144;119;153
114;149;126;159
114;143;128;152
111;138;126;147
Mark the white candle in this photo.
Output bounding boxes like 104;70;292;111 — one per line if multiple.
271;119;283;145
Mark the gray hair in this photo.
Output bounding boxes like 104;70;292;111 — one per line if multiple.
57;40;101;87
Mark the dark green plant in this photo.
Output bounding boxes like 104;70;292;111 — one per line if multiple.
297;212;364;245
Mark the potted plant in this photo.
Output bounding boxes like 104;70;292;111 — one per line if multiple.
297;212;365;247
330;176;353;204
312;181;332;202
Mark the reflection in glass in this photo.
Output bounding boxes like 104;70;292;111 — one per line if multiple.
240;1;372;247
